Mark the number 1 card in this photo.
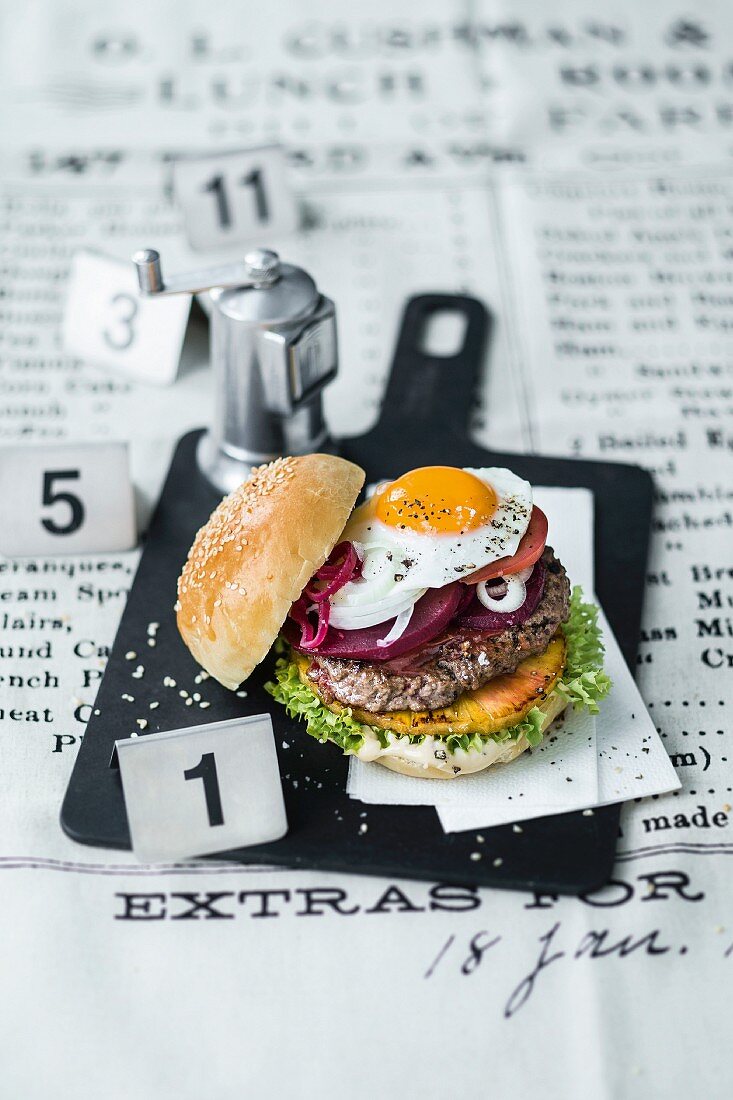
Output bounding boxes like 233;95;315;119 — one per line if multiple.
115;715;288;863
63;249;191;385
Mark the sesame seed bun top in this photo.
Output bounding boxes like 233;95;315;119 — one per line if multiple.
176;454;365;690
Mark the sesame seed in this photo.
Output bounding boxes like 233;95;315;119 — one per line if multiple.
132;666;144;679
121;693;134;702
163;676;176;688
179;690;188;698
176;458;294;593
136;719;148;730
200;701;211;709
125;651;136;660
149;702;159;710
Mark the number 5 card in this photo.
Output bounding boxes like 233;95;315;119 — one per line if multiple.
114;715;288;863
0;441;136;555
63;249;191;385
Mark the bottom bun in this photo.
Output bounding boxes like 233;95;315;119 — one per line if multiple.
365;691;569;779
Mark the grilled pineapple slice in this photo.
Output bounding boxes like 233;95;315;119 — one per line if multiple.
295;632;566;737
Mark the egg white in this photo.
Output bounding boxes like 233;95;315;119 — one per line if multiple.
329;467;533;630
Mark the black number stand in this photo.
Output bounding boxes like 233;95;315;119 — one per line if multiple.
61;295;653;895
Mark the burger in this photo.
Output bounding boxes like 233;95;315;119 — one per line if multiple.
176;454;610;779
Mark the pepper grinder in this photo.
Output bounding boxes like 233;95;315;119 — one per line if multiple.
132;247;338;494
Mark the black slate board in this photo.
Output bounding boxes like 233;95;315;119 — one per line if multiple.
61;294;653;895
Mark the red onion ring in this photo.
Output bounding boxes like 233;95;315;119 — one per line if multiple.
289;598;316;647
289;542;362;650
304;542;362;602
290;595;331;650
308;600;330;649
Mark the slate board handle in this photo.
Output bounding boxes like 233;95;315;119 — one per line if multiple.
375;293;490;441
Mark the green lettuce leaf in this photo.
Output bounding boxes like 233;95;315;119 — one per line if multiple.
265;654;379;754
265;586;611;757
554;586;612;714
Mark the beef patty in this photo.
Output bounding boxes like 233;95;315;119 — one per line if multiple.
305;548;570;712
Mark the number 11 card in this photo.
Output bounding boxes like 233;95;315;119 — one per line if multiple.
172;145;299;252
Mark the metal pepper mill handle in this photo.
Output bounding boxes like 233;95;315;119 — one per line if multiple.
132;247;338;494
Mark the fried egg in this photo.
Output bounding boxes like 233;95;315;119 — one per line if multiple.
329;466;533;631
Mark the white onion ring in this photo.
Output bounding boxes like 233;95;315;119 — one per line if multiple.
328;587;426;630
376;603;415;648
476;565;534;613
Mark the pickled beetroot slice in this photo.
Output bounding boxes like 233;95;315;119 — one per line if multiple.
284;582;463;661
285;563;546;661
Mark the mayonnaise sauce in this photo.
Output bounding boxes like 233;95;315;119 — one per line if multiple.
354;727;528;775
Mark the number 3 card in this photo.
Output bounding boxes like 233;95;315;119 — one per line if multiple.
0;441;136;556
63;249;191;385
115;715;288;863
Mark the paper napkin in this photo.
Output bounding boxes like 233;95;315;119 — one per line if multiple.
438;607;681;831
347;708;598;816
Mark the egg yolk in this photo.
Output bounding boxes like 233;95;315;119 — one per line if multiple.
375;466;497;535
